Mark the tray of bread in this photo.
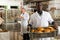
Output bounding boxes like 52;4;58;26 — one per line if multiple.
29;26;58;38
0;28;8;32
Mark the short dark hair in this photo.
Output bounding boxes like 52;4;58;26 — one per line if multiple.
36;2;43;6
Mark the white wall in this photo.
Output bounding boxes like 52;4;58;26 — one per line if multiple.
0;0;23;9
48;0;60;10
48;0;60;18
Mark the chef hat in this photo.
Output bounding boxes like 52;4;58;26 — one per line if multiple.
20;6;25;10
21;5;28;11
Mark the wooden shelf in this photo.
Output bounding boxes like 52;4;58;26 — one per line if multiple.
24;0;51;4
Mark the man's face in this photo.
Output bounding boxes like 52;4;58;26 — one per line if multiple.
36;3;43;11
21;8;25;13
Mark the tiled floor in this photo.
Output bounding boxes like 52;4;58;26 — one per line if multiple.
54;35;60;40
10;31;60;40
10;31;23;40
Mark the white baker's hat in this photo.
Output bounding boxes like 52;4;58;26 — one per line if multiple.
21;5;28;10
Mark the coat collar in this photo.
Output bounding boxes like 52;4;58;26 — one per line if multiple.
35;11;44;20
35;11;44;16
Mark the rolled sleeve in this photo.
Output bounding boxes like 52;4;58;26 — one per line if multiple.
48;13;54;24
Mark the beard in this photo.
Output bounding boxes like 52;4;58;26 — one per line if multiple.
37;10;42;16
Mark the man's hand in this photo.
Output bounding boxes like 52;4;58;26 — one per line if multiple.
20;16;24;19
27;24;32;31
17;15;24;18
52;21;58;29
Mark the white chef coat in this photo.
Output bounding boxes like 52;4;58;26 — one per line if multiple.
20;12;29;33
29;11;54;28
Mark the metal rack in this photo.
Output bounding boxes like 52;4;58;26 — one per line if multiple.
5;9;21;40
1;9;20;30
0;8;21;40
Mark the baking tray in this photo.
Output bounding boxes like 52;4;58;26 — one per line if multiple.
29;30;58;38
28;27;58;38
